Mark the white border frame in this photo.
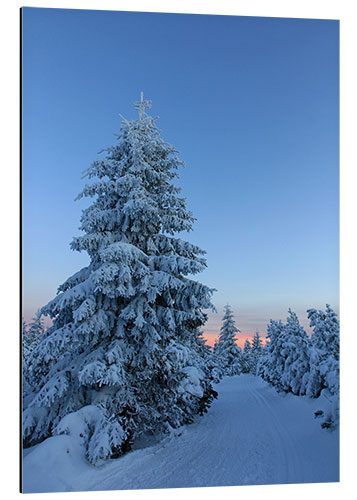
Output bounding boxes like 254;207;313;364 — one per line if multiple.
2;1;356;499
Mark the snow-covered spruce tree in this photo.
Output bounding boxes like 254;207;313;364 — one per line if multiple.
306;304;339;398
204;338;222;383
23;312;46;399
209;337;224;380
22;319;31;398
198;332;221;384
306;305;339;428
257;319;286;389
23;96;216;464
241;339;252;373
258;312;310;394
279;310;310;395
214;305;242;376
23;311;45;360
213;337;220;352
250;331;263;374
22;319;28;360
192;331;220;385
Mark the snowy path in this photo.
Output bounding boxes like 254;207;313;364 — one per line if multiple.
23;375;339;493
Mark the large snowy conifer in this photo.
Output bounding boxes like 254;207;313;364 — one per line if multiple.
23;96;216;464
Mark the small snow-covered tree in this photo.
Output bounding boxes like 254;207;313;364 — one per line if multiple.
23;96;216;464
306;304;339;397
252;331;262;350
193;331;220;383
250;331;263;374
193;330;211;358
308;305;339;361
258;312;310;394
23;311;44;359
22;319;28;360
22;319;31;397
306;305;339;428
214;305;242;376
209;337;224;381
257;319;286;389
23;312;45;399
258;306;339;429
280;310;310;395
204;347;222;385
241;339;252;373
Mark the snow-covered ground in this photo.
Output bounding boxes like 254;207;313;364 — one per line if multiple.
22;374;339;493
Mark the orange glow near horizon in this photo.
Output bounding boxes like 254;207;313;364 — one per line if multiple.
203;331;266;350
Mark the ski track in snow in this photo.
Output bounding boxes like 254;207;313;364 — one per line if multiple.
23;374;339;493
242;375;304;483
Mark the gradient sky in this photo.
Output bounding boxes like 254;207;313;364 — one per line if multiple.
22;8;339;347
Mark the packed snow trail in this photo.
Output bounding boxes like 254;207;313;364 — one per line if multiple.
23;375;339;493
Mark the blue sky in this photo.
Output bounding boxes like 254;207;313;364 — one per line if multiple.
22;8;339;342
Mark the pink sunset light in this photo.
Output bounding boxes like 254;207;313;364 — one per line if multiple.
203;331;266;349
